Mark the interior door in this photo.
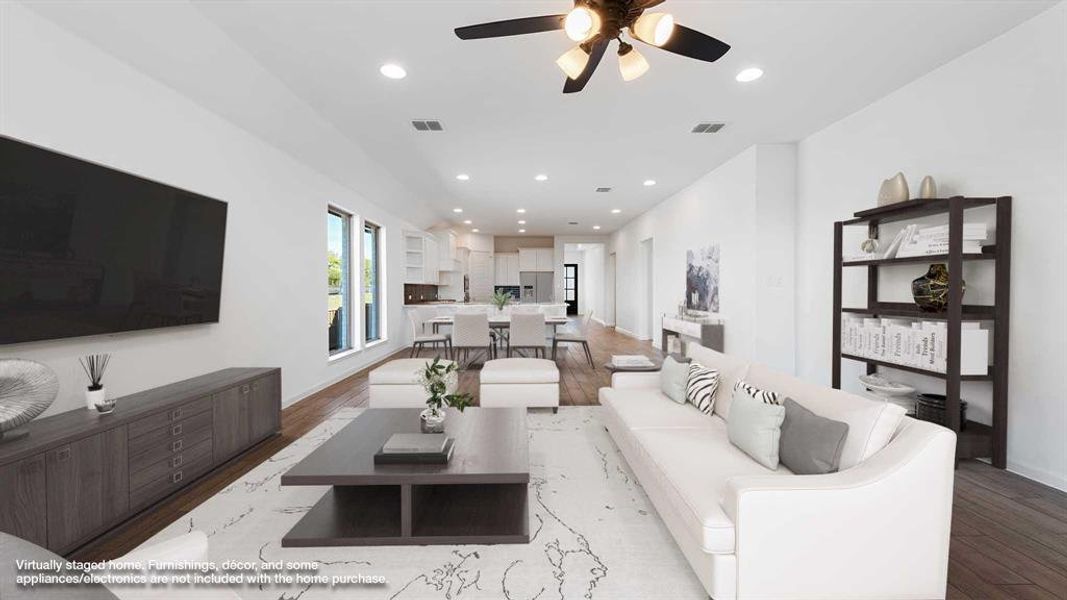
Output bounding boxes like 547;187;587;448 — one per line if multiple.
564;263;578;315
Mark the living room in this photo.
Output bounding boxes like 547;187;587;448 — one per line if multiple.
1;1;1065;599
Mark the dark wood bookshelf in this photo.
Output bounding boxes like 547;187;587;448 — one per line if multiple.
832;195;1011;468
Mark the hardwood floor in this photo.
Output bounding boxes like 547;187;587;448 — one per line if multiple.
72;321;1067;599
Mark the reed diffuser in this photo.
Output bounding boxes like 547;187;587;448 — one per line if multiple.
79;353;113;412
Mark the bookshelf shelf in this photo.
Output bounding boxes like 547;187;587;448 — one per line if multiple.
833;195;1011;467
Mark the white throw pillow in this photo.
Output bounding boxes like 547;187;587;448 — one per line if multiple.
727;387;787;469
659;356;689;404
685;362;720;415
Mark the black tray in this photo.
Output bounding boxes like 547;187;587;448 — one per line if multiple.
374;438;455;465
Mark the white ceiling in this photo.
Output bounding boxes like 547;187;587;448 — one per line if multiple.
22;0;1055;235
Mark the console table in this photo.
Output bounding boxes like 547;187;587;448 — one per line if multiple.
661;316;724;354
0;368;281;555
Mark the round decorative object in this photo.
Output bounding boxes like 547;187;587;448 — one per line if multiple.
860;238;880;255
420;407;446;434
912;264;964;312
0;359;59;442
858;374;915;397
919;175;938;199
915;393;968;429
877;172;909;207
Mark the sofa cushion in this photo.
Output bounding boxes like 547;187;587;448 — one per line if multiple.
659;356;689;404
744;364;906;469
633;419;791;554
727;388;786;469
481;358;559;384
600;387;715;431
734;379;783;405
685;344;750;421
779;398;850;474
685;362;720;414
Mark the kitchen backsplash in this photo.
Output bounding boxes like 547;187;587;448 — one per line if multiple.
405;283;439;304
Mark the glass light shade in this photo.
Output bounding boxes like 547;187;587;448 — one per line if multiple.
630;12;675;46
619;48;650;82
564;7;600;42
556;45;590;79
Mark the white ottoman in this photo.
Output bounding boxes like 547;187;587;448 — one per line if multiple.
369;358;455;408
480;358;559;411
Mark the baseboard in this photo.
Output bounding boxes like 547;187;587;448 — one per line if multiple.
1007;460;1067;492
284;342;405;408
592;317;613;327
614;326;650;341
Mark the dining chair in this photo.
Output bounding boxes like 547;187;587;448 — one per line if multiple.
408;307;451;359
552;310;594;368
452;313;495;367
510;304;540;314
507;313;547;358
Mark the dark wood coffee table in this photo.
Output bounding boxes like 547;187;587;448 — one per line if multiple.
280;407;529;547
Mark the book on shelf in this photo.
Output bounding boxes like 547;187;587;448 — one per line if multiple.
841;315;988;375
896;240;984;258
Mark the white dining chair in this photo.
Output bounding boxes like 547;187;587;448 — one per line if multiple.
452;313;495;367
510;304;540;314
507;313;547;358
552;310;594;368
408;307;451;359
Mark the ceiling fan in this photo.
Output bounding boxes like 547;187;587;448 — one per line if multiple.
454;0;731;94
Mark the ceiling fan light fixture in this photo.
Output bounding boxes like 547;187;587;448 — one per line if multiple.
564;6;600;42
618;44;650;82
630;12;674;47
556;45;590;80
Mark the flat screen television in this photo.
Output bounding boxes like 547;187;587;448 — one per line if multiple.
0;136;228;345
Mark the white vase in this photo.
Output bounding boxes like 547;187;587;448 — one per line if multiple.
919;175;937;199
877;172;909;206
85;387;106;410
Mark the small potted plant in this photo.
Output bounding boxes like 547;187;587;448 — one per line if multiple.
416;358;472;433
79;353;113;413
490;290;512;315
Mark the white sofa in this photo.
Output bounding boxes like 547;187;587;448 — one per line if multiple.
480;358;560;411
599;344;956;600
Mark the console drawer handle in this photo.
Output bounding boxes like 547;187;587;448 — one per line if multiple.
241;384;250;394
171;408;183;421
171;424;183;436
171;440;184;452
172;455;183;468
56;447;71;461
172;471;183;484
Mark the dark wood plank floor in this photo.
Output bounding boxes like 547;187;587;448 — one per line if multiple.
72;321;1067;599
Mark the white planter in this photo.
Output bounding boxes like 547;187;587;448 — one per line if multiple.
86;387;106;410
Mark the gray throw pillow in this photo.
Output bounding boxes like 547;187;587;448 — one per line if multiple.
779;398;850;474
659;356;688;404
727;387;786;469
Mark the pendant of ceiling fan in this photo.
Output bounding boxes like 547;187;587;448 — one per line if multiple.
454;0;731;94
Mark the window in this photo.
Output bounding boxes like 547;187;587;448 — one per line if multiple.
327;207;352;354
363;221;382;343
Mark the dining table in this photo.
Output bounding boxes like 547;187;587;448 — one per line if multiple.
429;314;569;335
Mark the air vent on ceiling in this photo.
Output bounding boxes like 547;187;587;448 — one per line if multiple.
691;122;725;134
595;187;612;193
568;221;579;225
411;120;444;132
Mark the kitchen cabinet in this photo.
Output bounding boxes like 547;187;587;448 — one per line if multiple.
434;229;457;269
46;427;129;552
535;248;554;272
0;455;47;547
518;248;554;272
403;231;440;285
213;385;249;463
248;372;282;444
494;253;519;286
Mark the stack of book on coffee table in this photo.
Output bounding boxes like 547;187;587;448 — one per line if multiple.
374;433;455;465
610;355;656;369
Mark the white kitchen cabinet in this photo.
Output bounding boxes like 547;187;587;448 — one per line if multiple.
424;237;440;284
518;248;554;272
535;248;554;272
434;229;457;270
494;253;519;286
518;248;537;272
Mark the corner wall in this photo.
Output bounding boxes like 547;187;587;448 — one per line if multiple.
0;4;421;414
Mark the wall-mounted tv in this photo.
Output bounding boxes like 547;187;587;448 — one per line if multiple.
0;136;228;345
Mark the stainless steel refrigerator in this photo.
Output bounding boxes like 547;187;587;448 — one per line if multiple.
520;272;554;303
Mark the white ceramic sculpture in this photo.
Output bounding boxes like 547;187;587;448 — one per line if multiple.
0;359;59;441
919;175;937;199
877;172;910;207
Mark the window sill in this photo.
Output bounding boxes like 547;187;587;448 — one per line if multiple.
365;338;388;349
328;348;360;363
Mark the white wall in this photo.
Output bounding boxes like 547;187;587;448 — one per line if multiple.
563;244;605;318
609;145;798;370
795;3;1067;489
0;4;420;415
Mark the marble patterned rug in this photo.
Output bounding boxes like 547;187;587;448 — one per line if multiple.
143;407;706;599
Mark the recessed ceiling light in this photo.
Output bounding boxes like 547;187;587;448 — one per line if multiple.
593;225;601;230
643;179;656;186
452;208;463;213
472;228;479;232
736;67;763;83
516;208;526;214
611;208;622;214
379;63;407;79
517;220;527;225
535;174;548;182
456;173;470;181
518;229;526;233
463;219;472;225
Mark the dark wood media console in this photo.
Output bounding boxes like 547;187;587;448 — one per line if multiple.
0;368;281;555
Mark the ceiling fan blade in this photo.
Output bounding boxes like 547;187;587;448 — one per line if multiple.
655;24;731;62
455;14;565;40
563;38;609;94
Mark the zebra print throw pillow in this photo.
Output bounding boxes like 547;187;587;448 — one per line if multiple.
733;379;783;405
685;363;720;415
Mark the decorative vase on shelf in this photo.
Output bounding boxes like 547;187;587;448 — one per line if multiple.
86;386;113;413
420;407;446;434
911;264;965;312
877;172;909;207
919;175;938;199
0;359;59;442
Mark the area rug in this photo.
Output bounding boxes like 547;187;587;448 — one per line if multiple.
142;407;706;599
